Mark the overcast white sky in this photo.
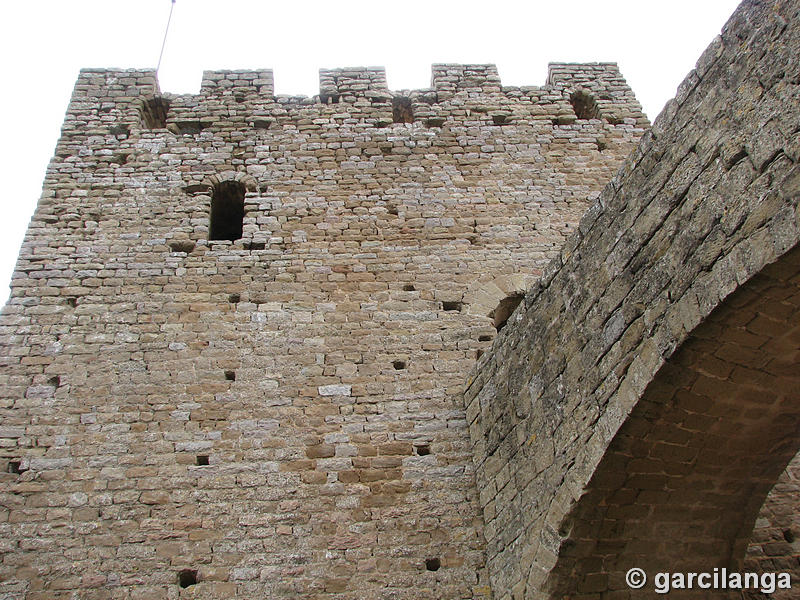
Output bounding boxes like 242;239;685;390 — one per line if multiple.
0;0;742;300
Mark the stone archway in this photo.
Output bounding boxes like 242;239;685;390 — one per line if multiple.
545;247;800;598
463;1;800;597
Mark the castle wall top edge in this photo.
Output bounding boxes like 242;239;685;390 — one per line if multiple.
75;62;633;101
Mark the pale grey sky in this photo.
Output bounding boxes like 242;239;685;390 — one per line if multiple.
0;0;742;299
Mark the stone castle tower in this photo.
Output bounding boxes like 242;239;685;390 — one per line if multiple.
0;61;646;598
3;0;800;596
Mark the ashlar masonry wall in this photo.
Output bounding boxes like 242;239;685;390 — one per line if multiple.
0;63;646;598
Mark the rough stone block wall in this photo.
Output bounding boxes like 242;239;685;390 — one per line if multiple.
0;62;645;598
745;453;800;600
464;0;800;597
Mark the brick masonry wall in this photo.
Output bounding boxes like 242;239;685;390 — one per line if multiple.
464;0;800;597
0;63;645;598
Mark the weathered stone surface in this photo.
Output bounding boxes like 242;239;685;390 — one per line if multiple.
465;0;800;597
0;59;645;597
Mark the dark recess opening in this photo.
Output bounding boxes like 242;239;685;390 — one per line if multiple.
490;295;524;331
7;461;23;474
425;557;441;571
393;97;414;124
478;335;492;342
403;284;416;292
228;293;241;304
48;376;60;388
225;370;236;381
109;124;130;137
209;181;245;242
196;455;209;466
442;301;462;312
393;361;406;370
784;529;795;543
178;569;198;588
569;90;600;120
415;444;431;456
141;96;170;129
169;240;196;253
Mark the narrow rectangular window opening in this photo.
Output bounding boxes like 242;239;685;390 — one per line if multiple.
392;97;414;124
141;96;170;129
209;181;246;242
569;90;600;120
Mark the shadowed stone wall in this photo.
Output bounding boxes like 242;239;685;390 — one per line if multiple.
0;62;645;598
465;0;800;597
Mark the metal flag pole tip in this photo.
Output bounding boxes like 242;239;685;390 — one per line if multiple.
156;0;177;75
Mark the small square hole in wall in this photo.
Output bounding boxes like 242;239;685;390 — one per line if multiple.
478;335;492;342
228;294;241;304
225;371;236;381
48;376;61;388
196;455;209;466
7;461;23;474
393;360;406;371
403;284;415;292
442;301;462;312
178;569;198;588
415;444;431;456
425;557;441;571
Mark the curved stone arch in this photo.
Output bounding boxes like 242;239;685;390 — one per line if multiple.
198;173;259;243
464;2;800;597
542;246;800;598
202;171;258;193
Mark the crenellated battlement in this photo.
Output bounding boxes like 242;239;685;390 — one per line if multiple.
4;2;797;597
66;63;648;140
